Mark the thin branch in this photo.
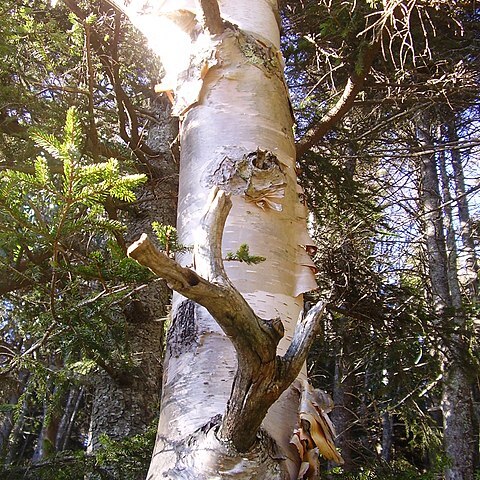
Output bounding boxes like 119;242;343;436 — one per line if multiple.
63;0;157;169
0;323;61;377
296;41;379;158
84;20;100;159
0;252;52;296
277;300;327;390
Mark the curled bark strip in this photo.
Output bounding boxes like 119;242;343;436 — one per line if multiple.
290;380;344;479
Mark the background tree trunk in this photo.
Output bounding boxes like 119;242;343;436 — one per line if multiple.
55;386;84;452
331;343;356;471
32;388;62;462
417;113;474;480
447;120;479;300
87;98;177;452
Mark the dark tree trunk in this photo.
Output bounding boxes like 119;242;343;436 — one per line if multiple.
331;343;356;472
417;113;474;480
55;386;84;451
87;98;178;451
32;356;65;463
381;411;393;463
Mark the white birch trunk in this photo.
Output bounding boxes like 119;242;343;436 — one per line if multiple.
109;1;339;478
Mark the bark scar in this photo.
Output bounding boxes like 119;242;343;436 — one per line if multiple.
167;299;198;357
204;148;287;211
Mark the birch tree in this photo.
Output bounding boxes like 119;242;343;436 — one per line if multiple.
108;0;344;478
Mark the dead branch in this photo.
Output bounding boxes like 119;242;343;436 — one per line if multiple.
277;301;327;390
128;187;328;452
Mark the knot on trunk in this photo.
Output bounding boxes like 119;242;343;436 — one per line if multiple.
204;147;286;211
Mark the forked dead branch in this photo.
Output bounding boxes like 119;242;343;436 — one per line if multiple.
127;187;330;453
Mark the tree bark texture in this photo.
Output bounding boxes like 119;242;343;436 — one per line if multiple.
438;140;462;310
55;386;83;451
330;344;356;472
417;113;474;480
109;1;342;478
381;411;393;464
447;120;479;301
87;99;177;451
446;118;480;472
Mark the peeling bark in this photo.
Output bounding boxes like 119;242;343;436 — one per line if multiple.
111;1;341;478
205;149;287;211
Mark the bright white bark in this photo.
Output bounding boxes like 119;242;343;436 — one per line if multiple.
111;1;338;478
